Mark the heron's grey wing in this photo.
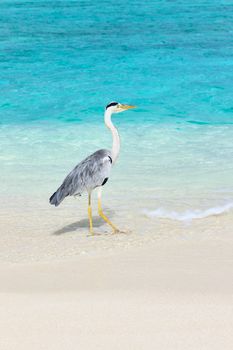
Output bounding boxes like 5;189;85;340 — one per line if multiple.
68;149;112;194
49;149;112;206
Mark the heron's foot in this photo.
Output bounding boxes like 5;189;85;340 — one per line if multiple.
112;228;130;235
87;230;101;237
112;228;120;234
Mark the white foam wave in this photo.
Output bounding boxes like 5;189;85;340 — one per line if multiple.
143;202;233;222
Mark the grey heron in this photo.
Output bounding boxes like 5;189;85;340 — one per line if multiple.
49;102;135;234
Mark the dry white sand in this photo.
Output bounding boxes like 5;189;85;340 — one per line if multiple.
0;237;233;350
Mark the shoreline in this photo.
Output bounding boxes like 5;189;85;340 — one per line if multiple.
0;205;233;263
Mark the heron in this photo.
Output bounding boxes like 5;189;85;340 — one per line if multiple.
49;102;135;235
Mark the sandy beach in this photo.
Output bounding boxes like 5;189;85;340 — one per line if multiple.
1;229;233;350
1;0;233;348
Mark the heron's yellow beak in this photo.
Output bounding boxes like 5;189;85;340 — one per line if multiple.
120;104;136;110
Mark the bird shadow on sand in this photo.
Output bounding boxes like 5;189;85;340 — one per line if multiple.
52;209;115;236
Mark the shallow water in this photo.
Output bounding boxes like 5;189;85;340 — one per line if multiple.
1;1;233;260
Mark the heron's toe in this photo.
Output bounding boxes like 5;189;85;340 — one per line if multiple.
112;228;130;235
87;232;99;237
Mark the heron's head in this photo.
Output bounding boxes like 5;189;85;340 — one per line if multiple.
105;102;136;114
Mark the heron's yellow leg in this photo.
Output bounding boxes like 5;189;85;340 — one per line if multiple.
98;189;119;233
88;193;93;235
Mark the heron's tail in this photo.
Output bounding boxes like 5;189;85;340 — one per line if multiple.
49;187;66;207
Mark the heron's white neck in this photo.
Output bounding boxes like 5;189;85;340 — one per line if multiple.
104;109;120;164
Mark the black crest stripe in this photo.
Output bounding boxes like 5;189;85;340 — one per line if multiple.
106;102;118;109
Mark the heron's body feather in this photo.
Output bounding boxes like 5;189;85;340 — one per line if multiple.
50;149;112;206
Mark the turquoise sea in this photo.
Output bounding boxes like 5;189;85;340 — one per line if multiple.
1;0;233;228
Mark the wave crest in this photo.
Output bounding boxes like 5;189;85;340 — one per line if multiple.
143;202;233;222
